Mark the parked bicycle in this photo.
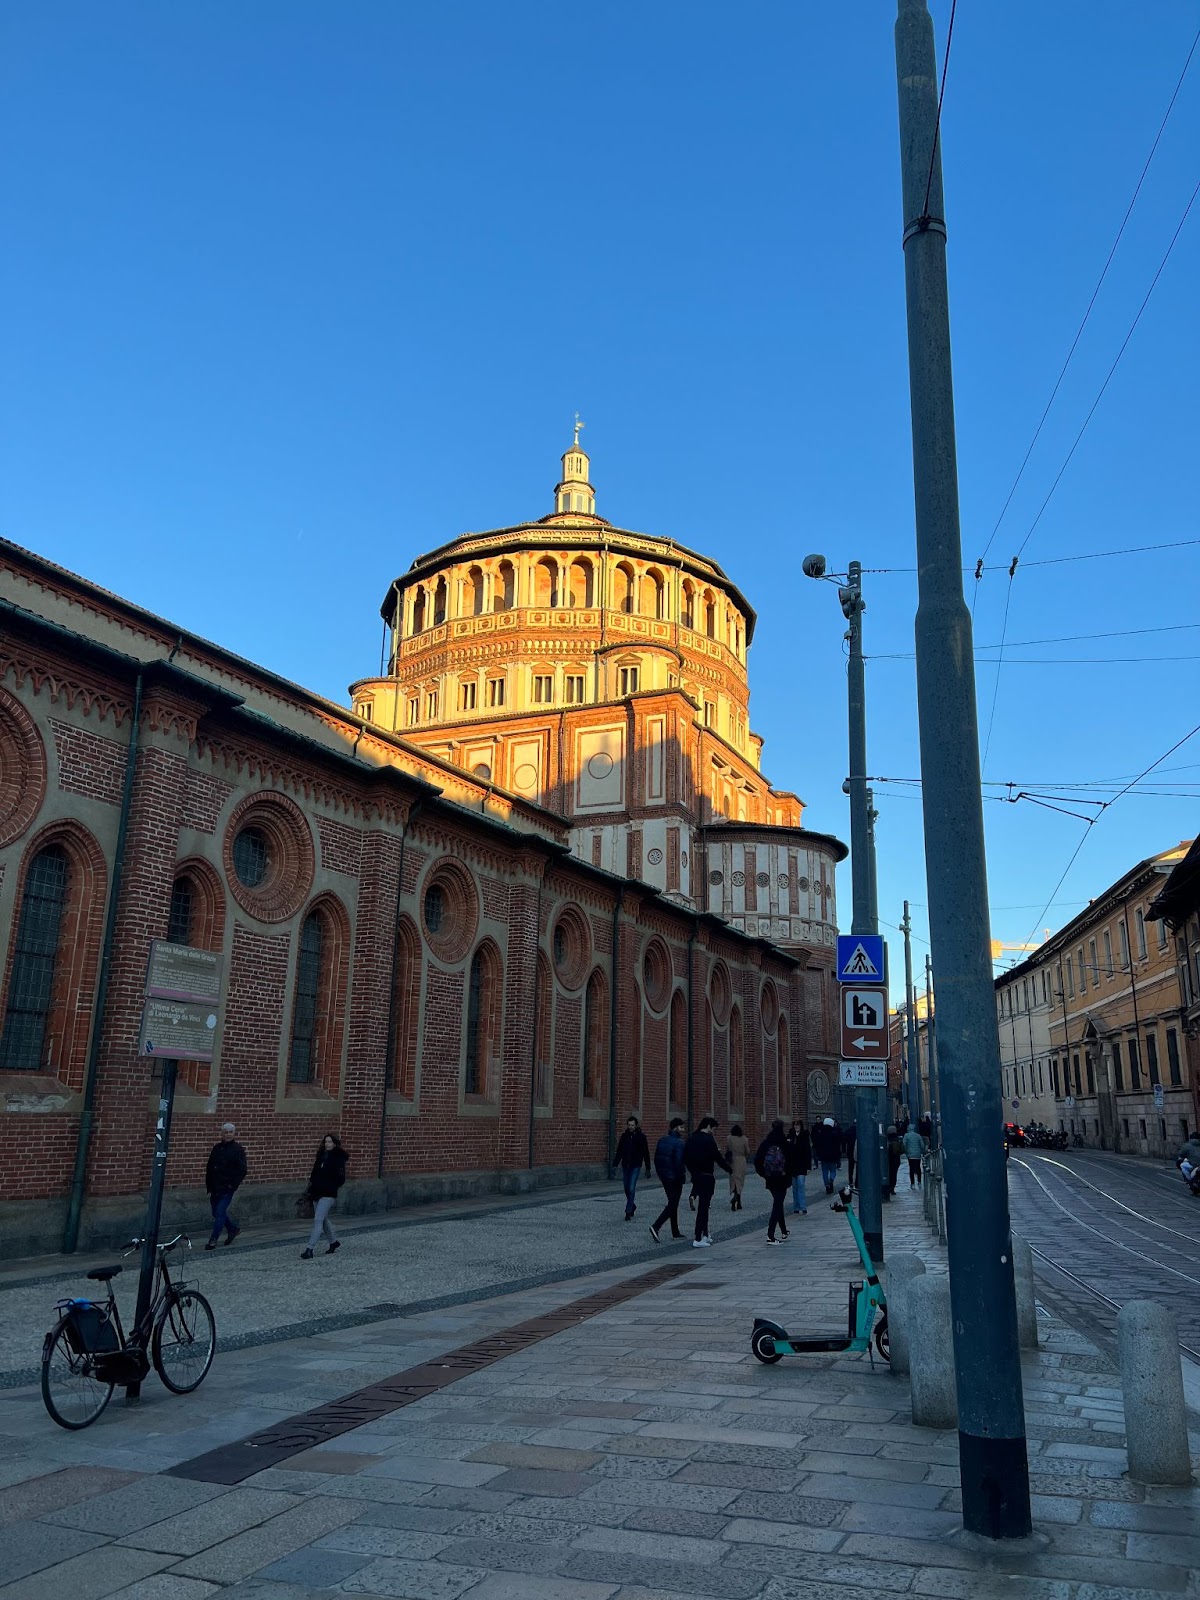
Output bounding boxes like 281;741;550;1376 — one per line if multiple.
41;1233;216;1430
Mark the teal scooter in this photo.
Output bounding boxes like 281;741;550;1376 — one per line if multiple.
751;1187;889;1365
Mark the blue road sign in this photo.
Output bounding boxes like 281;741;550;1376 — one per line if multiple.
836;934;885;984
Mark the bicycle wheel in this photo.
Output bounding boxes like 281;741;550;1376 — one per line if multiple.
152;1289;216;1394
41;1316;115;1430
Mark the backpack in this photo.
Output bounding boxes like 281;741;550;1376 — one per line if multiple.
762;1143;787;1179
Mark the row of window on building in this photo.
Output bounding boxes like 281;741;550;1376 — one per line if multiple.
998;910;1170;1020
1001;1023;1185;1104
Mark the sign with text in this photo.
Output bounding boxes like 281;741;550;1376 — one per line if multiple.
839;985;890;1061
145;940;222;1005
838;1060;888;1087
138;999;219;1062
836;934;885;984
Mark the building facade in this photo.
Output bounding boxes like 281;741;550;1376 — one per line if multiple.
0;448;846;1256
992;843;1195;1157
1149;835;1200;1126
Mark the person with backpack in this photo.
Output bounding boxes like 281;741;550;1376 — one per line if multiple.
754;1119;791;1244
683;1116;730;1248
613;1114;652;1221
649;1117;686;1241
784;1117;811;1216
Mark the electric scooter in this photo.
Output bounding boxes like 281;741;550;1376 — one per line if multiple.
751;1187;889;1366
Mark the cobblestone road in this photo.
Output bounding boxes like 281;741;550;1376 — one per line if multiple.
4;1181;1199;1599
1008;1147;1200;1359
0;1175;786;1386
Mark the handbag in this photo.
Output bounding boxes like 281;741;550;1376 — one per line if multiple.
294;1188;314;1220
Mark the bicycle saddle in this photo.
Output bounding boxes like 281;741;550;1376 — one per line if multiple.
86;1265;122;1281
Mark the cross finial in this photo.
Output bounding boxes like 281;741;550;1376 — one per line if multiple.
573;412;584;448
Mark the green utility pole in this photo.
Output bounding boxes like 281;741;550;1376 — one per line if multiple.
894;0;1031;1539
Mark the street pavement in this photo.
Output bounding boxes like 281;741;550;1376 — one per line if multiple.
0;1178;778;1387
3;1165;1200;1600
1008;1147;1200;1359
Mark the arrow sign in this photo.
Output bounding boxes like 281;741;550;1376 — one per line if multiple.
839;985;889;1062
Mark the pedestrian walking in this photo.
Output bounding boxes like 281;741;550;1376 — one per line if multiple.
649;1117;686;1241
754;1119;792;1244
784;1117;811;1215
204;1122;246;1249
844;1120;858;1189
725;1124;751;1211
683;1116;730;1248
812;1116;842;1194
300;1135;349;1259
902;1123;927;1187
613;1114;651;1220
885;1125;903;1198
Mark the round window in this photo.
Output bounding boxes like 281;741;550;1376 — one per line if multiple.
473;763;492;780
760;982;779;1034
232;826;270;888
424;882;446;933
643;939;672;1012
550;905;590;989
420;859;479;962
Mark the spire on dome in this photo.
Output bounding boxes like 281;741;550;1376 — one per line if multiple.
554;418;595;517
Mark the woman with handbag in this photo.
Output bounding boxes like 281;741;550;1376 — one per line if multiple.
300;1135;349;1259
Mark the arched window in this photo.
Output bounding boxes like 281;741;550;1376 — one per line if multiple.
583;968;609;1104
412;588;426;633
463;565;484;617
776;1014;790;1116
669;989;687;1111
287;899;348;1093
433;576;448;626
288;912;325;1085
0;844;69;1072
729;1005;744;1113
163;864;225;1094
389;917;421;1099
534;951;552;1107
681;579;695;630
465;943;502;1098
534;558;558;608
704;592;717;638
614;562;635;614
569;559;593;608
167;875;194;946
496;560;515;611
642;570;665;620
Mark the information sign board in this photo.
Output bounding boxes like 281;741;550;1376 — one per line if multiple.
146;940;222;1004
138;999;219;1062
838;1060;888;1087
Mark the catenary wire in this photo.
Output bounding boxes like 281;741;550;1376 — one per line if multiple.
975;21;1200;571
861;536;1200;575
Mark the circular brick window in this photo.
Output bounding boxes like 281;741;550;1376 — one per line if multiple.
421;858;479;964
708;961;732;1026
551;904;590;990
760;981;779;1034
223;793;314;922
756;872;770;887
643;938;672;1013
708;870;723;886
0;689;47;849
798;876;810;892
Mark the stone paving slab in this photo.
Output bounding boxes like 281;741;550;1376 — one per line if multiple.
0;1544;175;1600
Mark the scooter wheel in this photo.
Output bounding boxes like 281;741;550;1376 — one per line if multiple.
752;1330;783;1365
873;1315;890;1364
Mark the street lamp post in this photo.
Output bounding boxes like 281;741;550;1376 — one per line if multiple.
894;0;1031;1538
803;554;884;1263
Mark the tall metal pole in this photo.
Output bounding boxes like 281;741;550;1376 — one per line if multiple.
894;0;1031;1538
903;902;921;1121
126;1058;177;1402
845;562;884;1264
925;953;940;1141
866;787;891;1184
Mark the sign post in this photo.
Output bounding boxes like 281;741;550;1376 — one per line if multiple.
126;940;222;1402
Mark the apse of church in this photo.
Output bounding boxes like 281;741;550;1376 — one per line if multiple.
350;435;843;962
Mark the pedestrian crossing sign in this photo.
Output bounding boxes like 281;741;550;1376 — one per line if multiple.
836;934;885;984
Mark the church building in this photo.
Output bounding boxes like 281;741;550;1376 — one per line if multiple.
0;438;845;1255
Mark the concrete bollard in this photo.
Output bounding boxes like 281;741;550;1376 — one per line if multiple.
1012;1236;1038;1350
1117;1301;1192;1485
909;1275;958;1428
886;1252;926;1378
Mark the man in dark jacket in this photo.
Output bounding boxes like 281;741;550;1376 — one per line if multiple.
683;1116;730;1248
649;1117;687;1241
812;1117;842;1193
613;1115;652;1220
205;1122;247;1249
784;1118;811;1216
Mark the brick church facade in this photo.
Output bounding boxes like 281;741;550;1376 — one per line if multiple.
0;441;845;1256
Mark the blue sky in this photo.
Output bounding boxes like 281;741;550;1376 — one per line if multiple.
2;1;1197;980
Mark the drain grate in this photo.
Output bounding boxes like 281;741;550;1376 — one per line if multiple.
669;1281;725;1290
167;1260;696;1485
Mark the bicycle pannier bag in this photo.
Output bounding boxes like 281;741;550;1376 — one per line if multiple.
64;1300;120;1356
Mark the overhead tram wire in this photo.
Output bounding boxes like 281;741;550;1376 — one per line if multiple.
861;536;1200;576
972;21;1200;583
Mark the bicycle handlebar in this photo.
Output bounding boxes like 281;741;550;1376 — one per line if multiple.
122;1233;191;1256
